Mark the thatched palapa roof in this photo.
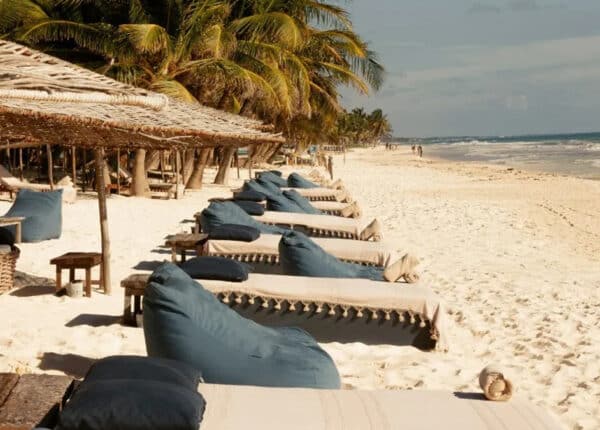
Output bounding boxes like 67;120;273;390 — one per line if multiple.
0;40;284;149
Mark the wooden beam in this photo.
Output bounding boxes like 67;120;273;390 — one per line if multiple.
94;148;111;295
46;144;54;190
18;148;23;181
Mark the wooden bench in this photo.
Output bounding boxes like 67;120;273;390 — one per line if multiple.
50;252;103;297
148;182;175;199
164;233;207;263
0;217;25;244
0;373;73;429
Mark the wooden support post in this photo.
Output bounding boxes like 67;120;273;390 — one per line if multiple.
175;150;181;199
116;148;121;195
46;144;54;190
18;148;23;181
71;147;77;187
235;149;240;179
82;149;87;192
160;151;166;180
94;148;111;295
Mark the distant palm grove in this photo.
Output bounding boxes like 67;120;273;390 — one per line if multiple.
0;0;392;148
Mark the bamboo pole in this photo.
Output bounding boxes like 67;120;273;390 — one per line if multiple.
116;148;121;195
46;144;54;190
82;149;87;192
94;147;111;295
71;147;77;186
234;149;240;179
175;150;180;199
18;148;23;181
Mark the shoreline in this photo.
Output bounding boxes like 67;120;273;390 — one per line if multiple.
1;150;598;429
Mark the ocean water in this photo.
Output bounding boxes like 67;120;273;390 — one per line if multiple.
401;133;600;180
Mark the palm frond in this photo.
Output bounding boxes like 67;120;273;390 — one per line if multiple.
119;23;171;55
231;12;304;50
151;78;197;102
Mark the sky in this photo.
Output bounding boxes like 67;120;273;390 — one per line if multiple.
339;0;600;137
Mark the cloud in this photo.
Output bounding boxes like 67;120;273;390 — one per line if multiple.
468;2;502;14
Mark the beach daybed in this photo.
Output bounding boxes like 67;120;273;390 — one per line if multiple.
200;233;398;268
196;201;382;241
122;271;446;350
199;232;418;282
26;356;563;430
252;210;382;240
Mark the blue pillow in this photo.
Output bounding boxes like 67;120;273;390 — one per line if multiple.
283;190;322;215
4;189;62;242
258;171;288;187
143;263;341;389
232;200;265;216
56;379;204;430
82;355;202;389
208;224;260;242
233;190;265;202
200;201;285;235
279;231;385;281
287;173;319;189
180;256;249;282
266;193;306;213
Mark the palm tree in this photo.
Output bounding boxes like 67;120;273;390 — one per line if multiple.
1;0;387;188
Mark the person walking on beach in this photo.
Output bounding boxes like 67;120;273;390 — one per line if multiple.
417;145;423;157
411;145;416;154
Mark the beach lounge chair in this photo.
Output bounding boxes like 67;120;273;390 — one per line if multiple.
199;384;564;430
122;271;447;350
252;210;382;240
198;232;418;282
200;233;398;269
197;201;382;241
282;186;351;202
0;165;76;202
40;356;563;430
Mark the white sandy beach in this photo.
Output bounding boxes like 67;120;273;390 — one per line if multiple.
0;147;599;430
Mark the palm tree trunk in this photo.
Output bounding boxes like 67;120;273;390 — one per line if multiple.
186;148;211;189
131;149;149;197
213;146;236;185
267;143;284;163
144;150;161;171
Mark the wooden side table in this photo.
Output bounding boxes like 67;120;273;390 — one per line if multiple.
165;233;207;263
50;252;103;297
0;216;25;243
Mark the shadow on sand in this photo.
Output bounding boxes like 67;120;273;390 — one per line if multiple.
9;271;57;297
65;313;121;328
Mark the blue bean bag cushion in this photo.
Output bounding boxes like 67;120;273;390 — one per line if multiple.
4;189;62;242
265;193;306;213
279;231;385;281
180;256;250;282
232;200;265;216
283;190;322;215
143;263;341;389
256;177;282;195
200;201;285;235
208;224;260;242
287;173;319;189
242;180;276;198
258;171;287;187
233;190;265;202
57;356;205;430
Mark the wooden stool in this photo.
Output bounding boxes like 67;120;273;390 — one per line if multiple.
50;252;103;297
165;233;207;263
121;274;149;326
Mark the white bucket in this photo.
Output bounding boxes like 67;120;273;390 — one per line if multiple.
65;281;84;298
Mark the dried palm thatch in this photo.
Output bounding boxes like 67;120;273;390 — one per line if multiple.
0;40;284;149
